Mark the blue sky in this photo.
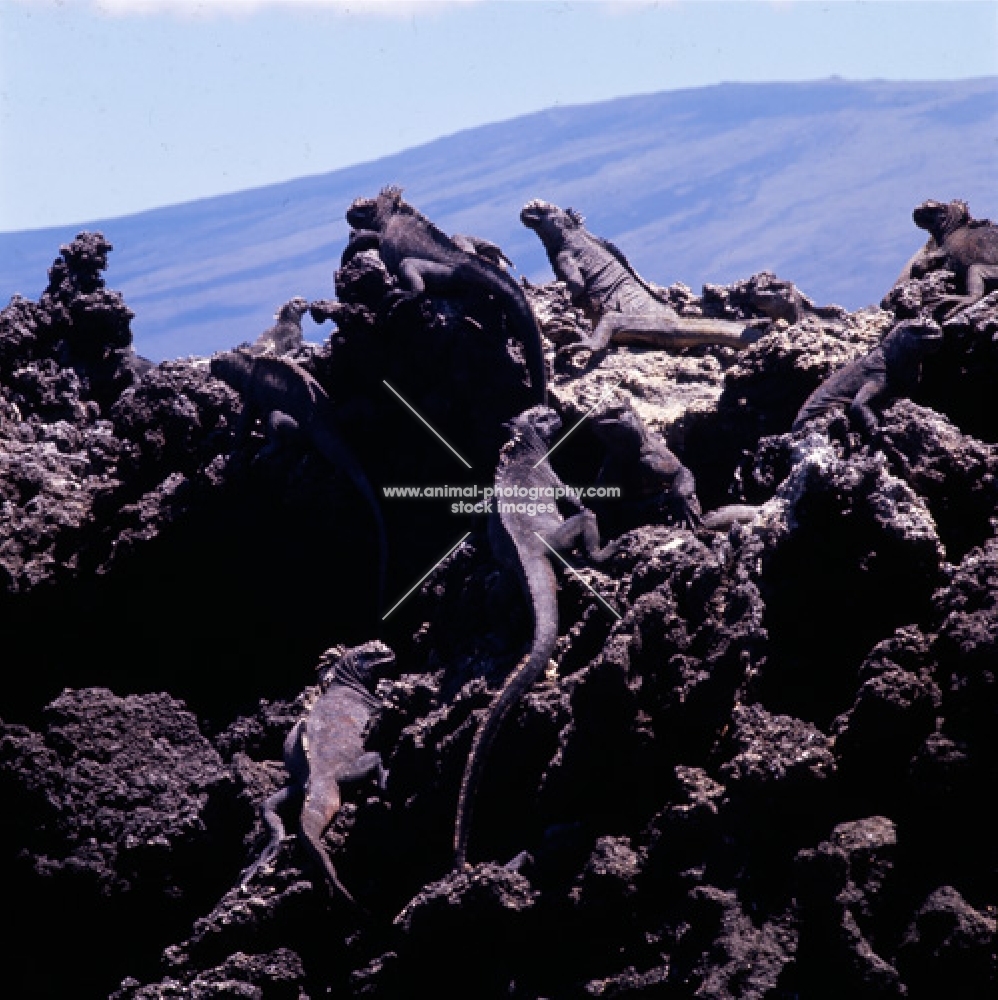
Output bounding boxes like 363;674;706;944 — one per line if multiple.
1;0;996;233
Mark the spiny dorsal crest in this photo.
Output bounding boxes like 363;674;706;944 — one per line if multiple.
316;644;347;689
378;185;439;229
380;185;428;221
378;185;405;209
938;200;971;229
565;208;585;227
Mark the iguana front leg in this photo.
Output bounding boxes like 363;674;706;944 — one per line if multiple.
379;257;458;314
849;379;885;437
232;404;299;456
936;263;998;317
553;250;587;301
668;466;704;529
909;248;948;280
257;409;300;461
397;257;458;295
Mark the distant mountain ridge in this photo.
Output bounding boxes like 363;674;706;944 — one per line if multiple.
2;78;995;360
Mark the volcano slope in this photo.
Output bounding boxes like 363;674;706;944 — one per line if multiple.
0;231;995;999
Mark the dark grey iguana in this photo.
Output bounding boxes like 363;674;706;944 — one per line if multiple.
704;319;944;532
520;200;765;355
454;405;617;867
239;640;396;902
791;318;943;435
591;397;702;529
889;199;998;318
345;186;547;402
250;297;308;355
210;350;388;613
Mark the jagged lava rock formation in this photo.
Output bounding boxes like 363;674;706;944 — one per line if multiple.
1;228;995;998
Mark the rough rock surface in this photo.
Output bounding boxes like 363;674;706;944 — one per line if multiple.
2;234;995;998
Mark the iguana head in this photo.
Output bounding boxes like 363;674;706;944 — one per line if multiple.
346;186;406;232
317;640;396;692
913;200;970;242
508;404;562;446
883;318;944;366
209;349;254;392
276;297;309;323
520;200;584;240
592;398;644;452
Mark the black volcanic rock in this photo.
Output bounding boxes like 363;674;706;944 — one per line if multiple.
0;688;241;997
0;232;144;413
896;885;997;1000
112;948;309;1000
793;817;906;998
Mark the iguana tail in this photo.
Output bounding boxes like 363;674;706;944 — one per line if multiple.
703;503;763;531
300;797;357;905
310;414;389;617
453;260;548;405
453;556;558;867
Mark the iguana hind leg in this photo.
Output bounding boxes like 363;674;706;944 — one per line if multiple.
541;510;618;563
338;751;388;791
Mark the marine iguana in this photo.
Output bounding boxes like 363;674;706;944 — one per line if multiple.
454;405;617;867
890;200;998;318
591;397;702;529
210;350;388;613
240;640;396;902
251;297;308;355
345;186;546;402
791;318;943;435
519;200;764;355
704;319;944;532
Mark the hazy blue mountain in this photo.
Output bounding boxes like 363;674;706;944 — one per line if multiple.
2;78;995;361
